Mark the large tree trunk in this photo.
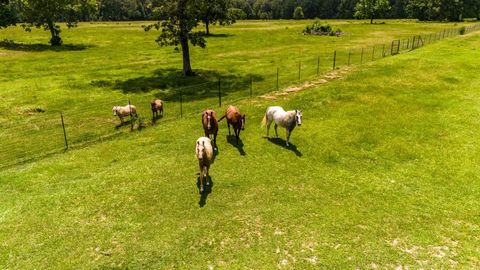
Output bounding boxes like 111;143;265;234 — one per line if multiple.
370;15;373;24
180;29;194;76
205;20;210;35
47;21;62;46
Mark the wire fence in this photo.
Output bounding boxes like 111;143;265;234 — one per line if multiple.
1;23;479;169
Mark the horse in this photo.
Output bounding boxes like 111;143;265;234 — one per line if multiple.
219;105;245;145
262;106;302;146
150;99;164;118
195;137;213;194
112;105;137;124
202;109;218;150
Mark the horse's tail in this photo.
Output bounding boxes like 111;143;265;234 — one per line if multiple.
218;114;226;122
261;113;267;127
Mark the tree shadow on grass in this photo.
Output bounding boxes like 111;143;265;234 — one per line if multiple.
0;40;92;52
205;33;234;38
92;68;264;103
265;137;302;157
197;175;213;207
226;135;246;156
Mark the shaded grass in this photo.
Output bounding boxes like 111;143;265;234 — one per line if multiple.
0;31;479;268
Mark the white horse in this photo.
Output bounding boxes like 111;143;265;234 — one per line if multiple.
262;106;302;146
195;137;213;194
112;105;137;124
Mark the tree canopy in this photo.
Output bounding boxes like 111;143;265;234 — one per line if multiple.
354;0;391;23
0;0;16;29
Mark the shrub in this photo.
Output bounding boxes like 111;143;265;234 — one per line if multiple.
459;26;466;35
302;20;341;36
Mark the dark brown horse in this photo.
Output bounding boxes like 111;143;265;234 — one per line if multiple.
219;105;245;145
202;109;218;149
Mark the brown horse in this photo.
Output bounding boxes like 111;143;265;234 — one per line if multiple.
219;105;245;145
202;109;218;149
150;99;164;118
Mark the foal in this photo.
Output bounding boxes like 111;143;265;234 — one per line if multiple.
219;105;245;145
202;109;218;149
262;106;302;146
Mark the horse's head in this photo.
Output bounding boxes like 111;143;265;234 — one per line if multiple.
295;110;302;126
241;114;246;130
150;101;156;110
196;140;205;160
112;106;118;116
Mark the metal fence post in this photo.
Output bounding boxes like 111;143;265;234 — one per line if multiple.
360;48;364;64
60;113;68;150
298;61;301;81
333;51;336;70
348;50;351;66
180;91;183;118
316;57;320;75
128;99;134;131
218;78;221;107
250;76;253;97
276;67;279;90
371;46;375;61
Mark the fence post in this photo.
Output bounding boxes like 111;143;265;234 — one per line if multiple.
348;50;351;66
316;57;320;76
442;29;446;39
298;61;301;81
128;99;134;131
250;76;253;97
389;41;393;55
333;51;336;70
218;78;221;107
60;113;68;150
412;36;416;50
276;67;279;90
371;46;375;61
180;91;183;118
360;48;364;64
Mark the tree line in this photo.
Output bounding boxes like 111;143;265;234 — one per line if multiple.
1;0;478;76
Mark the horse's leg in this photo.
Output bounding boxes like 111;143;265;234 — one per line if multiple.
286;129;291;147
227;122;231;135
205;165;210;186
274;124;278;138
199;164;204;194
214;132;218;149
235;128;240;144
266;119;271;137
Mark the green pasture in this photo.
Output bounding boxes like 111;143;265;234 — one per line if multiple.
0;19;476;166
0;21;479;268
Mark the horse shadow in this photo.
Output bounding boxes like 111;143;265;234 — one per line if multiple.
266;137;303;157
226;135;246;156
114;119;134;129
151;114;163;124
197;175;214;207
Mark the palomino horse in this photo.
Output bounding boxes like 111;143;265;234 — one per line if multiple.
262;106;302;146
195;137;213;194
202;109;218;149
150;99;164;118
219;105;245;145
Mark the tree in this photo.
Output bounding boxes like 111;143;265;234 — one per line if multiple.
144;0;206;76
355;0;391;23
20;0;83;46
405;0;441;21
293;6;304;19
199;0;234;35
0;0;16;29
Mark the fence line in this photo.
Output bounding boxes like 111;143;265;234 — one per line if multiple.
1;23;479;169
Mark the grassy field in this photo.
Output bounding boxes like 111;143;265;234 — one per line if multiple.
1;20;480;268
0;19;477;166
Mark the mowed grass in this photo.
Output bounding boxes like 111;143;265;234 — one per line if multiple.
1;30;480;268
0;20;476;166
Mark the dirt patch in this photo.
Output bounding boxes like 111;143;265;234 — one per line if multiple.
260;66;353;100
